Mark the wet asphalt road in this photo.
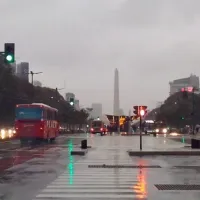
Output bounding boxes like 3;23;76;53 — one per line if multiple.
0;134;85;200
1;133;200;199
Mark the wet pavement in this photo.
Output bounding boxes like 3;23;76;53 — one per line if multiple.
0;133;200;199
0;134;86;200
28;134;200;200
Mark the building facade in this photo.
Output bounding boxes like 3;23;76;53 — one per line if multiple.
16;62;29;81
74;99;80;110
169;74;199;96
10;62;16;74
91;103;102;119
65;93;75;102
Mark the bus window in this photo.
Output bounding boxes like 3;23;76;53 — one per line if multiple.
16;107;43;120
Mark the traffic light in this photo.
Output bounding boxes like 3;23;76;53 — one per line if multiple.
133;106;139;117
181;116;185;120
69;97;74;106
4;43;15;64
139;106;148;117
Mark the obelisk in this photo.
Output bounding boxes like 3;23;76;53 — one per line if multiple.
113;68;120;116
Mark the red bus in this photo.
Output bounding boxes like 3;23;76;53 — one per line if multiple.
15;103;59;144
90;118;107;136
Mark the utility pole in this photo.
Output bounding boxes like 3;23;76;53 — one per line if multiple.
139;114;142;150
28;71;42;102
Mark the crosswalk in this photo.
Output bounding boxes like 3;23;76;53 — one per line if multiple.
33;160;147;199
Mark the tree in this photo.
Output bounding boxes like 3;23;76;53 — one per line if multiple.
155;91;200;128
0;57;88;126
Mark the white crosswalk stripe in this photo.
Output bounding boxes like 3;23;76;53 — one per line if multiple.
33;161;147;199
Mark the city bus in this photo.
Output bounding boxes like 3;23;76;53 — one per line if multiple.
90;118;107;136
15;103;59;144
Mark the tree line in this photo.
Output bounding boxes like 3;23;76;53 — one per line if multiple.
0;56;89;126
151;91;200;128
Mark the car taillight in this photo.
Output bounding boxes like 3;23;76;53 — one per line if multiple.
91;128;94;131
100;128;103;131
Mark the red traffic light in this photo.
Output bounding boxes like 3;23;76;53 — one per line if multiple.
140;109;145;116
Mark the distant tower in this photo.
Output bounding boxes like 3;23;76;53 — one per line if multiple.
113;68;120;115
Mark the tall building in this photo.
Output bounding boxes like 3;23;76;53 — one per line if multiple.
113;68;120;115
33;80;42;87
169;74;199;96
10;62;16;74
74;99;80;110
91;103;102;119
65;93;75;102
16;62;29;81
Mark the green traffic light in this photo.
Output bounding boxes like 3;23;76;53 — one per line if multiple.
181;117;184;120
6;54;14;63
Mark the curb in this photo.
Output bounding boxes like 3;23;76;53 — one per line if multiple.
128;150;200;156
78;146;92;148
70;149;88;156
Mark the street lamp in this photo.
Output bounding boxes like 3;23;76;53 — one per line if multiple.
29;71;43;85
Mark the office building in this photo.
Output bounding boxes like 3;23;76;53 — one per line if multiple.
16;62;29;81
74;99;80;110
169;74;199;96
91;103;102;119
65;93;75;102
10;62;16;74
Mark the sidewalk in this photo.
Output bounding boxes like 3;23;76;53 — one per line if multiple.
128;135;200;156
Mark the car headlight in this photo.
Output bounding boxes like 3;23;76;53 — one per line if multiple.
156;129;159;132
163;128;167;133
13;130;16;134
0;129;5;139
8;129;13;138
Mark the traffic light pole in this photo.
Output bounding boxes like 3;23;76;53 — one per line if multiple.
192;88;195;135
139;115;142;150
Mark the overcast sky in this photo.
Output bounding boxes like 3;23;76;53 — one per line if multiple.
1;0;200;114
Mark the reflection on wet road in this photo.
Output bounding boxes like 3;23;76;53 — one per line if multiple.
1;134;200;199
0;134;85;200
